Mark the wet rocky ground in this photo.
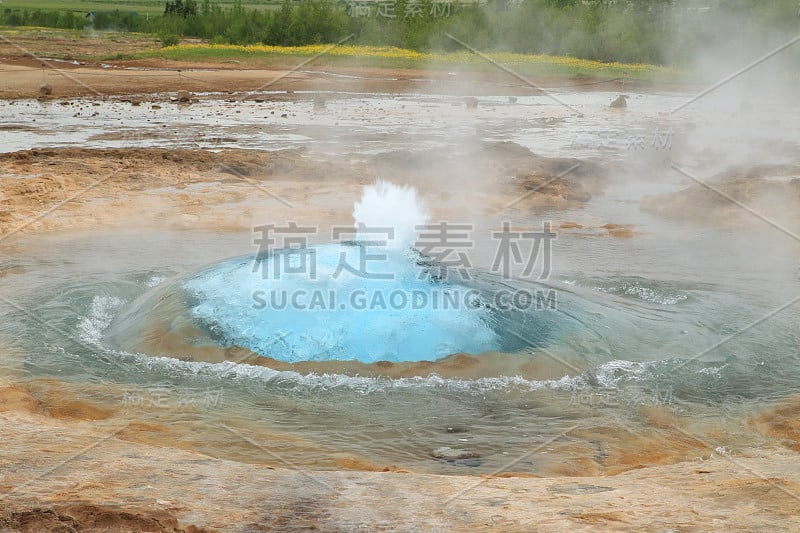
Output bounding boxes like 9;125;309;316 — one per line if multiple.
2;384;800;532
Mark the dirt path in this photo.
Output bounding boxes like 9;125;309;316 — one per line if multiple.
0;55;640;100
0;58;424;99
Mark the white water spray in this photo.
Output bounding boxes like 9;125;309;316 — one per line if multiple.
352;181;429;250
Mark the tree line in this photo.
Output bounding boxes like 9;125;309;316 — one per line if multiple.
1;0;798;65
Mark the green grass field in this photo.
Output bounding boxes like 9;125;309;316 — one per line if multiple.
0;24;678;83
130;43;679;82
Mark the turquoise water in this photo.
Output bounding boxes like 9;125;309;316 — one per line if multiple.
2;89;800;474
2;217;798;474
183;245;502;363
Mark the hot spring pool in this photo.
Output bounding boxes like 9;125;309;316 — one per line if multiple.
2;90;800;476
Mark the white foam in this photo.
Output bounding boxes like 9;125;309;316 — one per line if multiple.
592;359;655;387
78;295;126;344
593;282;688;305
145;275;166;288
110;348;587;395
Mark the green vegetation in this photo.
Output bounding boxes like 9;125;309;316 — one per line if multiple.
0;0;284;14
135;42;676;81
1;0;798;66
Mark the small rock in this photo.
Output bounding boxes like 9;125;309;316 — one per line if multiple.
39;84;52;96
610;94;627;108
176;90;192;103
431;446;480;460
464;96;479;109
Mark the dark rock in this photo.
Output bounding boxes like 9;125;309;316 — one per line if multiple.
610;95;627;108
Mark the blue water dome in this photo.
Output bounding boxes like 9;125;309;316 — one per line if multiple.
183;244;502;364
182;182;503;364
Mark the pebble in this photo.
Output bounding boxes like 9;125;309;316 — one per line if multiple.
431;446;480;460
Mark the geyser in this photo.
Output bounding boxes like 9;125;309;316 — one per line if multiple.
106;181;576;366
184;181;502;363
